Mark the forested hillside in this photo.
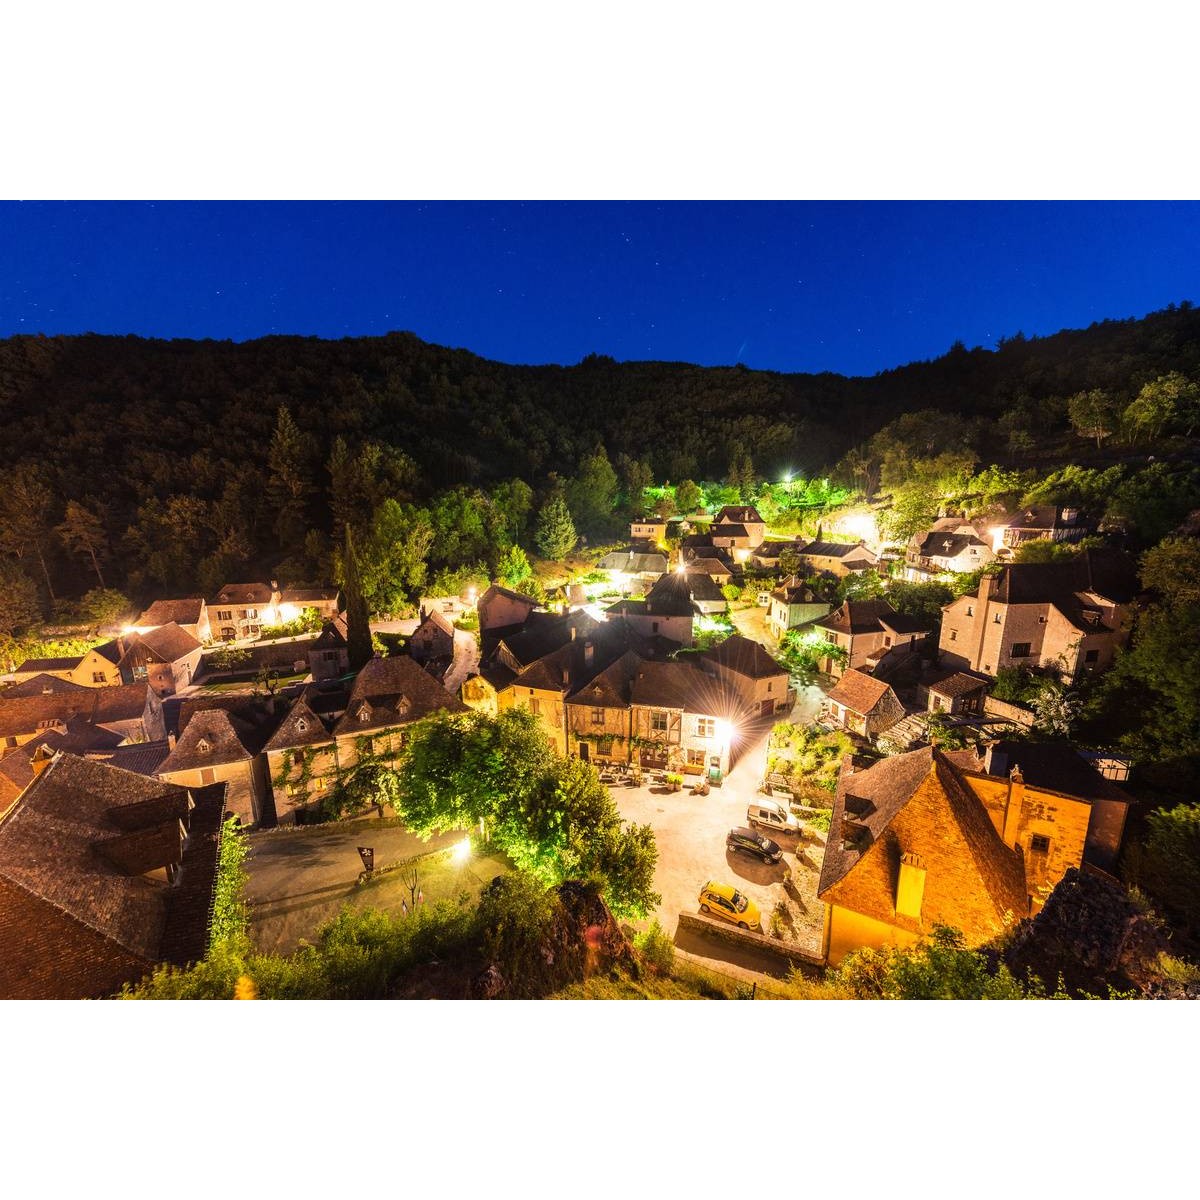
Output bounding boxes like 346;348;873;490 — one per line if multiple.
1;301;1199;606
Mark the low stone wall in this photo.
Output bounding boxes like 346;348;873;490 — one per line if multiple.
983;695;1036;729
677;911;825;973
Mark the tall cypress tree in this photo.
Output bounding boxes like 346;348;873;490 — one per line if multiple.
342;526;373;671
534;493;578;561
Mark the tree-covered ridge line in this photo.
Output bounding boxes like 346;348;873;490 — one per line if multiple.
0;301;1197;598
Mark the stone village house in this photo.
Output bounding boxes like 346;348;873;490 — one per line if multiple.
938;549;1137;681
817;743;1132;965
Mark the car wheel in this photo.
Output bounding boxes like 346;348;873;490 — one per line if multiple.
738;921;749;930
700;904;711;914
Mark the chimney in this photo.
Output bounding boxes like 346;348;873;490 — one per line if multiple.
569;626;577;641
895;851;927;920
584;641;594;667
561;666;570;688
983;742;1006;776
168;731;177;750
1002;765;1024;846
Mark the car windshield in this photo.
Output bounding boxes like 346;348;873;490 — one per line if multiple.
732;892;748;913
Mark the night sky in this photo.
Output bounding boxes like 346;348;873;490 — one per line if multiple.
2;201;1198;377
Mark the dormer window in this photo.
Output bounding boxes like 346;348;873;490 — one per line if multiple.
357;704;371;722
296;719;308;733
197;738;211;752
397;697;411;715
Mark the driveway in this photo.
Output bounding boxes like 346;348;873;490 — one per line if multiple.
244;819;504;954
611;711;827;977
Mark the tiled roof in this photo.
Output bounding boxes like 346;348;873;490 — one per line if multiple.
566;650;644;710
956;741;1133;806
497;610;599;669
0;756;192;964
102;740;173;777
928;671;989;699
159;709;255;772
917;531;989;558
1;673;90;699
813;600;897;637
641;573;697;617
280;587;339;604
714;506;764;525
263;696;335;752
803;540;870;559
683;573;725;603
0;755;226;996
312;614;349;648
416;608;456;638
214;582;274;604
333;655;465;737
135;598;206;628
630;659;745;718
878;611;933;636
0;682;152;739
1005;504;1065;531
991;548;1137;607
712;523;749;539
819;747;1027;935
686;557;733;576
700;633;787;679
827;669;896;715
132;622;203;663
13;655;85;673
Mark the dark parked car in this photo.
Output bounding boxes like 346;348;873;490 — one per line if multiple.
726;826;783;865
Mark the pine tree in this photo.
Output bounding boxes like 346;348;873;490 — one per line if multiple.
342;526;373;672
266;406;314;546
535;494;577;561
56;500;109;587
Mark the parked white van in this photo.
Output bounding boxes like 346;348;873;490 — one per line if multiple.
746;798;802;834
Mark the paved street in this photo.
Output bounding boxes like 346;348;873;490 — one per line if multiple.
244;819;504;955
611;713;827;977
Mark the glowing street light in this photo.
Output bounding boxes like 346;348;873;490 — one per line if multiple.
451;837;472;865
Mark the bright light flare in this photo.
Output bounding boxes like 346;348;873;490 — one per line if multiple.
987;527;1006;553
451;837;471;864
714;719;734;744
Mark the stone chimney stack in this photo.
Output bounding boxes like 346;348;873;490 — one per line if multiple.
167;731;177;750
1002;765;1025;846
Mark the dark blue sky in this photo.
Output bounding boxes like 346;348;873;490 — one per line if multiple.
2;201;1197;377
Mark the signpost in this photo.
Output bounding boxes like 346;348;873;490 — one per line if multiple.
357;846;374;874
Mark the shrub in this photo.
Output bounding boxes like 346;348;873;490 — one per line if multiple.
634;920;676;974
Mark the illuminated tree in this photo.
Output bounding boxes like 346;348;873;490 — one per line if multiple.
675;479;702;515
497;544;533;589
534;492;577;561
0;465;58;602
56;500;109;588
0;559;41;636
266;405;315;546
1067;389;1120;449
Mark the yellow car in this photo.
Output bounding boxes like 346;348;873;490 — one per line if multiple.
698;881;762;931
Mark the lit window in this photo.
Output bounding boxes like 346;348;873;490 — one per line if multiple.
687;749;705;766
591;707;604;724
92;672;106;683
651;711;668;732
